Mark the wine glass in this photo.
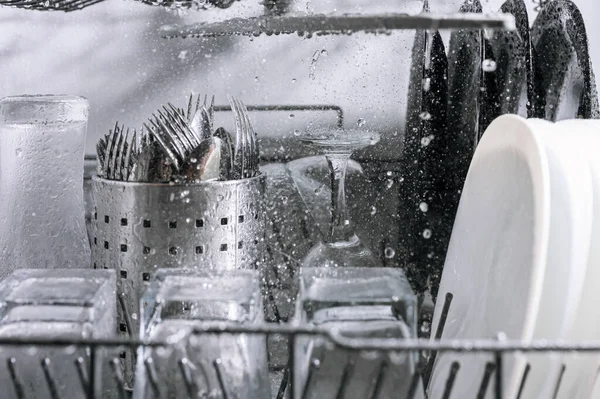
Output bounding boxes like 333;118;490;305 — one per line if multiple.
299;128;381;268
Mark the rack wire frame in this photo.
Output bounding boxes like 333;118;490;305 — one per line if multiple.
3;324;600;399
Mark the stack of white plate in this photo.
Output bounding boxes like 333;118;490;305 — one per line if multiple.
427;115;600;399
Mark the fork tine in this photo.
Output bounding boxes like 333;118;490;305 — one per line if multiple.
119;128;129;181
234;98;248;178
159;107;190;154
187;93;194;123
107;123;120;179
120;128;131;181
166;103;201;147
115;126;127;180
146;119;181;170
209;95;215;132
111;124;124;180
153;114;184;163
228;95;244;179
127;130;138;181
244;102;259;176
156;109;188;159
195;95;201;117
96;138;107;178
237;98;254;177
236;97;252;177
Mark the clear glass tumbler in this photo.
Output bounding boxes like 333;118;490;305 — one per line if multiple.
134;268;271;399
0;268;117;399
294;267;422;399
0;95;91;279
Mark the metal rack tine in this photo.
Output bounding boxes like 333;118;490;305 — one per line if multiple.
476;362;496;399
213;358;230;399
7;357;25;399
40;357;61;399
335;354;357;399
276;366;290;399
407;359;428;399
75;356;89;392
144;357;162;398
551;364;566;399
300;358;321;399
516;363;531;399
423;292;453;386
442;361;460;399
177;357;198;399
109;357;129;399
368;359;388;399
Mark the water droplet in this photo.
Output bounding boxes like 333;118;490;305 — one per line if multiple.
482;59;497;72
384;247;396;259
386;179;394;189
293;129;301;136
289;114;295;118
419;112;432;121
15;148;22;157
419;202;429;212
190;157;197;163
386;171;393;177
422;229;432;239
357;118;366;127
370;206;377;215
421;137;431;146
254;76;259;82
291;78;297;83
177;50;187;60
422;78;431;92
282;196;288;205
132;313;138;320
217;194;225;201
321;49;328;56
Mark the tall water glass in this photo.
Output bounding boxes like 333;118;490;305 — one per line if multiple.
0;95;91;279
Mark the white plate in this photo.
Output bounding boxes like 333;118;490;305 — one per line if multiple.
427;115;551;399
517;119;593;398
552;119;600;399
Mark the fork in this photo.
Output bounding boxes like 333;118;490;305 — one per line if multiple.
228;95;259;179
145;107;195;170
97;123;138;180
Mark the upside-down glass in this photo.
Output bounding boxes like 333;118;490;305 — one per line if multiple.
0;269;117;399
0;95;91;279
300;129;381;268
294;267;422;399
134;269;271;399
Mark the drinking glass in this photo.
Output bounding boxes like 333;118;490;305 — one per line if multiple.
0;269;117;399
294;267;422;399
300;128;381;268
0;95;91;280
134;269;271;399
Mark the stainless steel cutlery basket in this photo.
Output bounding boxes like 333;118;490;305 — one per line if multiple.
89;174;266;380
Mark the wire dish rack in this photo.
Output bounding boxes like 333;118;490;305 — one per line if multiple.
1;325;600;399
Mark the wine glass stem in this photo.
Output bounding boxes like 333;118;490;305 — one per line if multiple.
326;154;354;243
